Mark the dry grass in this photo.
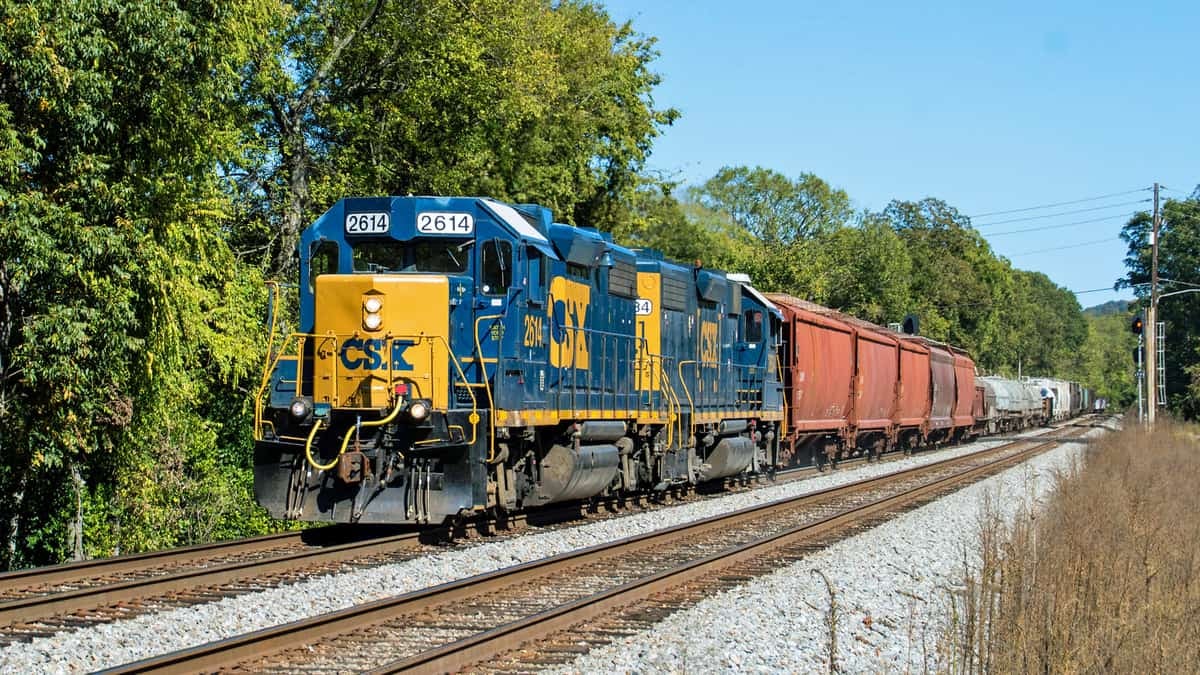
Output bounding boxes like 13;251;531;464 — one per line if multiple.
943;420;1200;674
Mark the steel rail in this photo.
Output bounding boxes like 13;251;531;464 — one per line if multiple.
0;529;426;628
0;531;311;595
107;425;1086;675
387;428;1088;673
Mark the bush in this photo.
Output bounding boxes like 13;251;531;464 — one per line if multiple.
943;419;1200;673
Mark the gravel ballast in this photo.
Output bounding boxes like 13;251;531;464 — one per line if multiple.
555;424;1112;674
0;429;1068;673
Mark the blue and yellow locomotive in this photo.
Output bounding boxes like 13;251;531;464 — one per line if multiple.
254;197;785;524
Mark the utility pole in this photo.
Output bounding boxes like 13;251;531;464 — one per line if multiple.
1146;182;1160;425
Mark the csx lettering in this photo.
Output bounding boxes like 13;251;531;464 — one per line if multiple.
523;315;544;348
700;321;719;363
548;278;590;369
699;321;720;394
340;338;415;371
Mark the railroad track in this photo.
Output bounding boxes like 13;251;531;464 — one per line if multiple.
0;526;442;645
106;423;1091;674
0;423;1031;644
0;469;792;642
0;422;1074;649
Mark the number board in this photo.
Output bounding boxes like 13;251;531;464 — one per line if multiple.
417;212;474;235
345;212;390;234
635;298;653;316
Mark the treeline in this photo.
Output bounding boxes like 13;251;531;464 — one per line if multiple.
617;166;1111;381
0;0;1130;568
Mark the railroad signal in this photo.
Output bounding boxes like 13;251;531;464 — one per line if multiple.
1131;314;1144;334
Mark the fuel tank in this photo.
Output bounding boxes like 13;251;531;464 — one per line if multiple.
536;443;620;504
698;436;755;481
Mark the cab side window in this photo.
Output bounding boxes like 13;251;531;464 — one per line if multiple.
742;309;763;343
481;239;512;295
309;240;339;293
526;248;544;302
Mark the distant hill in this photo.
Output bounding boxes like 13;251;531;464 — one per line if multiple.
1084;299;1130;317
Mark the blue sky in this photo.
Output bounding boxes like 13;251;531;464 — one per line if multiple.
601;0;1199;307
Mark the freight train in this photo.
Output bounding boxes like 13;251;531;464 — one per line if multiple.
253;196;1092;525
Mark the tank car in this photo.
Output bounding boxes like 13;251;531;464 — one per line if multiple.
252;197;785;524
977;376;1041;434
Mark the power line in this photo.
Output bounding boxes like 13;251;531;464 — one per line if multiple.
1071;287;1122;295
985;212;1138;236
968;188;1150;219
973;199;1149;227
1009;237;1118;257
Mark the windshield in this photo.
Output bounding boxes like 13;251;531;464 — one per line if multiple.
352;238;470;274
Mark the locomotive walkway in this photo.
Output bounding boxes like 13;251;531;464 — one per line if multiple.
104;424;1089;673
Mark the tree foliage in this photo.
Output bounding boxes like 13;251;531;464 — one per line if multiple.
1118;189;1200;417
686;166;853;294
688;183;1099;381
0;0;283;567
236;0;677;279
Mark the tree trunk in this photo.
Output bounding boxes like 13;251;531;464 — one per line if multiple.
4;472;25;570
272;126;309;280
265;0;385;280
70;463;85;561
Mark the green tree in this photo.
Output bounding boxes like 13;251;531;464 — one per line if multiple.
812;213;912;325
1003;270;1088;377
1117;189;1200;417
237;0;677;278
0;0;276;568
884;198;1006;358
688;166;852;294
690;166;852;245
1078;313;1138;408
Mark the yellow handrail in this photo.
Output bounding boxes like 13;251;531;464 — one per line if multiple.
775;353;788;438
434;333;480;446
657;357;681;450
254;281;282;439
677;360;697;444
253;332;300;441
302;418;326;469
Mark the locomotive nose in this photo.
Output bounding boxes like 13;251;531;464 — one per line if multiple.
312;274;452;412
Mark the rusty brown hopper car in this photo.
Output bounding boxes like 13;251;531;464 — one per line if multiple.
768;294;898;463
951;347;977;439
767;295;854;464
895;337;931;450
900;337;955;443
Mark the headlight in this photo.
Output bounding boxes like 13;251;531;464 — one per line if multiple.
363;297;383;313
409;399;430;421
363;312;383;330
290;397;313;420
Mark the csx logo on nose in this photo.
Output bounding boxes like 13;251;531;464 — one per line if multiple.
340;338;415;371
